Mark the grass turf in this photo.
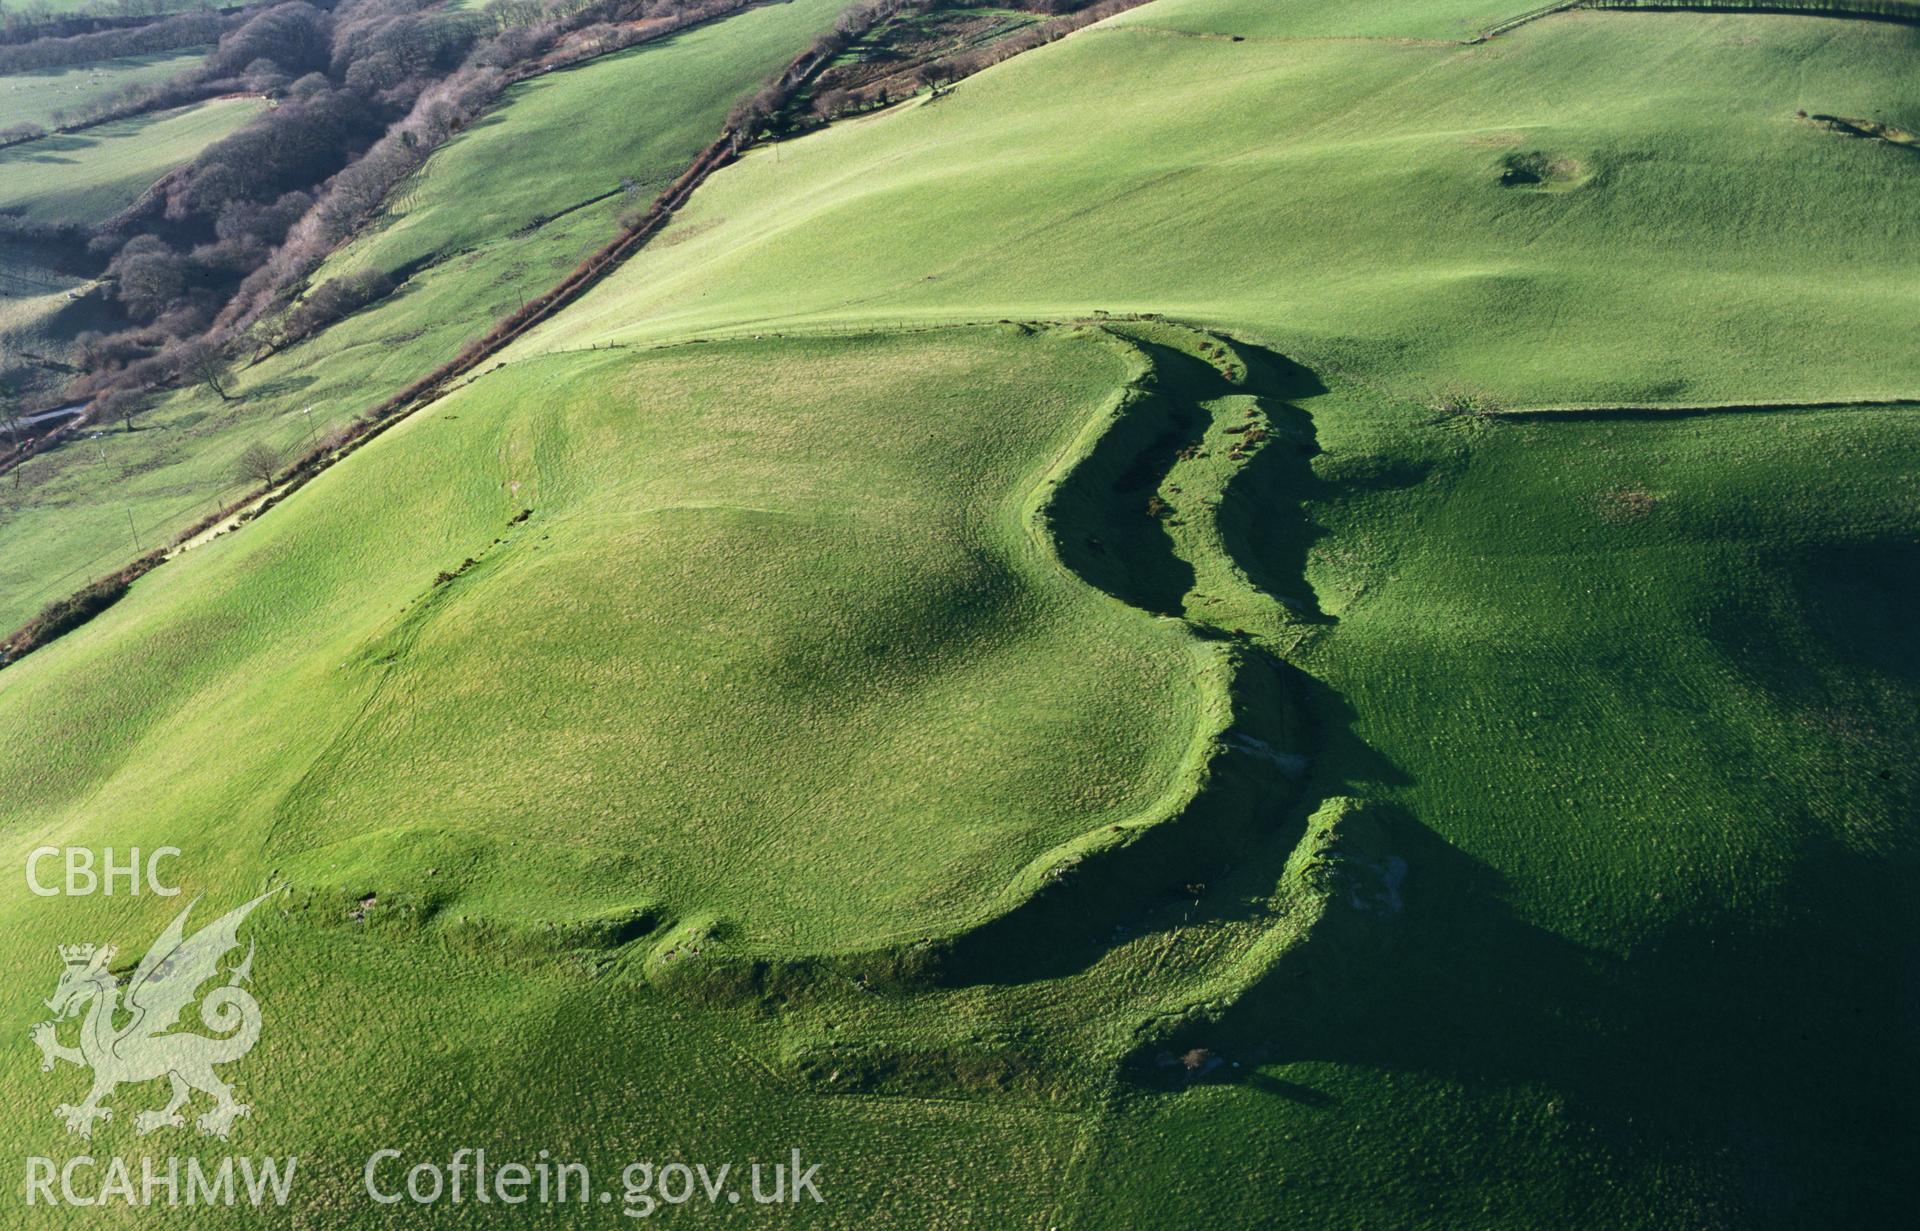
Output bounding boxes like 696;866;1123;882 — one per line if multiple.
0;47;209;132
523;8;1920;406
1;3;1916;1226
0;96;262;227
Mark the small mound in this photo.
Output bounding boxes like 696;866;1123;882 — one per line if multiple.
1497;149;1588;190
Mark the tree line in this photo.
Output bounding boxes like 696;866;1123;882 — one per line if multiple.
0;0;220;45
0;8;227;73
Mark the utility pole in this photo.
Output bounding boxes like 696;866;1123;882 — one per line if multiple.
125;507;139;551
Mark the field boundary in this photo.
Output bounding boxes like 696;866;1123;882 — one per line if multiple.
1493;396;1920;420
1468;1;1588;43
1583;0;1920;25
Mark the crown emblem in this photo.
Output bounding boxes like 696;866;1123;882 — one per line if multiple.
57;944;114;969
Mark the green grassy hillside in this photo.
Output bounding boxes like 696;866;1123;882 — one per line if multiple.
1;2;1915;1227
316;2;840;285
0;47;208;132
1107;0;1548;39
0;327;1204;950
0;0;847;632
528;8;1920;405
0;96;261;226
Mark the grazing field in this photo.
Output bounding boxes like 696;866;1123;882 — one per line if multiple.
529;7;1920;405
0;96;260;226
0;240;113;405
1106;0;1550;39
0;47;207;132
0;0;846;632
1;1;1915;1227
318;0;849;284
0;327;1211;949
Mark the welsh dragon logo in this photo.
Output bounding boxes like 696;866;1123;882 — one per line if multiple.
29;889;278;1140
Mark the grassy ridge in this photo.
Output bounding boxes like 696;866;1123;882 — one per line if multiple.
0;324;1336;1229
0;328;1203;954
0;96;260;225
525;8;1920;404
0;47;207;132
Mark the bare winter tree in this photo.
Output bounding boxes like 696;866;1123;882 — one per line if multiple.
171;338;239;402
237;441;282;485
96;388;145;434
1;375;19;446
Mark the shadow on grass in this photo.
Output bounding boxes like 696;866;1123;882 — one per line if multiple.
1166;780;1917;1223
1219;341;1334;623
940;342;1392;986
1046;365;1204;618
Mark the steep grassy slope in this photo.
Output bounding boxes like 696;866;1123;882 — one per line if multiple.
0;96;261;225
0;0;847;631
1107;0;1548;39
0;47;209;131
527;8;1920;404
0;328;1202;952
